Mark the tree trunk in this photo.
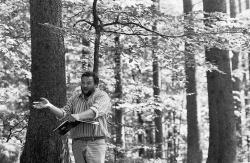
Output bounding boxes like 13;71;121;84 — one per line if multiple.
247;51;250;162
81;37;91;71
230;0;243;158
230;0;237;17
205;48;236;163
167;111;178;163
93;29;101;74
20;0;66;163
137;109;145;157
183;0;203;163
231;52;242;150
133;72;145;157
151;0;163;158
203;0;237;163
92;0;101;74
113;35;125;159
246;0;250;9
145;121;154;159
153;43;163;159
184;49;202;163
153;52;163;159
240;53;248;163
238;0;242;13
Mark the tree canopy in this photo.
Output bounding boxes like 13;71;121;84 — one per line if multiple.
1;0;250;162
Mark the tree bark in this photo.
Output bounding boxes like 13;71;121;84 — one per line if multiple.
205;48;236;163
238;0;242;13
20;0;66;163
183;0;203;163
231;52;242;150
113;35;125;159
137;109;145;157
153;41;163;159
145;121;154;159
92;0;101;74
230;0;237;18
203;0;237;163
93;29;101;74
230;0;243;158
153;50;163;158
246;0;250;9
81;37;91;71
151;0;163;158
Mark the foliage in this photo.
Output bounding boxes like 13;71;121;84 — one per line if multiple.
0;0;30;161
1;0;250;162
60;0;250;162
0;110;29;144
0;0;30;110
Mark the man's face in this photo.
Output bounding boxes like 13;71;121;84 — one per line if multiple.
81;76;96;96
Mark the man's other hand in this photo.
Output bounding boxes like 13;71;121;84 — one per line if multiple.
64;114;80;122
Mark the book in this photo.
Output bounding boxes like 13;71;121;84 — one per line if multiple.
53;120;99;135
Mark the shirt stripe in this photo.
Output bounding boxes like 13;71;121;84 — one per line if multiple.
61;88;111;139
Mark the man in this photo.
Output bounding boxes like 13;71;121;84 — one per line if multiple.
33;71;111;163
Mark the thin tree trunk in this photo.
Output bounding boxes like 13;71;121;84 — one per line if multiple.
137;109;145;157
151;0;163;158
20;0;66;162
246;0;250;9
153;52;163;158
230;0;237;17
167;111;178;163
247;52;250;162
145;121;154;159
134;72;145;157
230;1;243;159
238;0;242;13
113;35;125;159
92;0;101;74
93;29;101;74
237;52;248;163
81;37;91;71
203;0;237;162
232;52;242;149
183;1;203;163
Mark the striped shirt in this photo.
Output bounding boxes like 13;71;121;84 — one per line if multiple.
61;88;111;139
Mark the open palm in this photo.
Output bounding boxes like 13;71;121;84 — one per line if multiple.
33;98;50;109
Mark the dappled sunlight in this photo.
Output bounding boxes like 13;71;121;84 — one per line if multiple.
1;0;250;162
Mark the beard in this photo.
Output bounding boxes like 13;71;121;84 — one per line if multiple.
81;87;95;97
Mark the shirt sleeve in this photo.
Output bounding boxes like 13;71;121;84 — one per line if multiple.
61;95;75;118
90;91;111;119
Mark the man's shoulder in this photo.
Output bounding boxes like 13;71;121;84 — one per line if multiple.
95;88;110;98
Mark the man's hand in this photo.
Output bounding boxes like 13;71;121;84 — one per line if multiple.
64;114;80;122
33;98;51;109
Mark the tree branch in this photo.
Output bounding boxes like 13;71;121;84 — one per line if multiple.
10;125;27;135
92;0;101;27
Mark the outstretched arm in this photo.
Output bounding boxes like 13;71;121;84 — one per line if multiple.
33;98;64;119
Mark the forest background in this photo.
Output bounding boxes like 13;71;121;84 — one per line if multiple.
1;0;250;163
